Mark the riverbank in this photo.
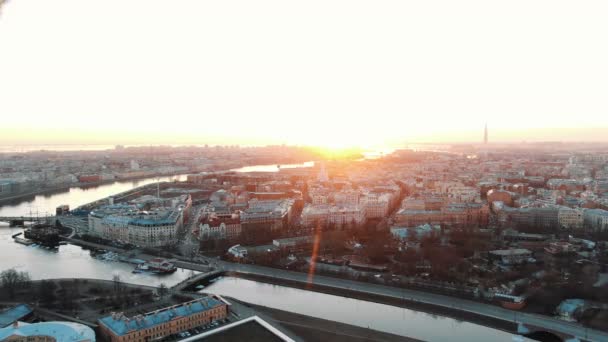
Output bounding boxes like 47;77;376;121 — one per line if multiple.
0;173;189;206
228;272;519;335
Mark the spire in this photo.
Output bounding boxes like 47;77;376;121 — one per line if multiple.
484;123;488;144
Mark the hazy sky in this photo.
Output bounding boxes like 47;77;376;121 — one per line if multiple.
1;0;607;147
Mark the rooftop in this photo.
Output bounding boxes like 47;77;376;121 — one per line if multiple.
0;304;32;328
490;249;532;256
181;316;295;342
99;297;224;336
0;321;96;341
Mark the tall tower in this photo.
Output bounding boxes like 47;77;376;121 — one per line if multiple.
484;123;488;144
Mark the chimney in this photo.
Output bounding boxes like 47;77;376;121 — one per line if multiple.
12;321;18;329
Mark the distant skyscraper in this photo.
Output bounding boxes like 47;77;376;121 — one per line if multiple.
484;123;488;144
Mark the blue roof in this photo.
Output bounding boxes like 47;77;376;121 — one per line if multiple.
99;298;224;336
0;321;96;341
0;304;32;328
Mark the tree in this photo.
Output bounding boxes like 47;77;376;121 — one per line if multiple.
0;268;31;299
158;283;169;298
38;280;57;305
112;274;123;294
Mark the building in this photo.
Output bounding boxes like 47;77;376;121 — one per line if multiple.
499;206;559;230
199;215;241;241
180;316;295;342
273;235;314;249
87;195;192;247
447;186;480;203
558;207;584;230
390;224;441;240
98;297;229;342
240;199;294;232
0;305;33;328
333;190;360;206
489;249;533;265
487;189;514;207
583;209;608;231
361;192;392;219
395;203;488;228
0;321;95;342
301;204;365;228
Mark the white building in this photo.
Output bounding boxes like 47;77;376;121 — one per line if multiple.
558;207;584;230
361;192;391;219
301;204;365;228
88;196;192;247
333;190;360;206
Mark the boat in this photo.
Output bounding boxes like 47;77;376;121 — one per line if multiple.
14;237;34;246
136;258;177;274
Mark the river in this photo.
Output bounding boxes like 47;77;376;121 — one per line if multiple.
203;277;527;342
0;162;311;285
0;162;526;339
0;174;189;217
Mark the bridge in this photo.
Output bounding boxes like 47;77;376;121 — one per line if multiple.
171;270;222;292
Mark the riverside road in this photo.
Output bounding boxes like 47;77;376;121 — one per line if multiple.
173;258;608;342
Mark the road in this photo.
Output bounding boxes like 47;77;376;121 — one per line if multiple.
174;258;608;342
64;234;608;341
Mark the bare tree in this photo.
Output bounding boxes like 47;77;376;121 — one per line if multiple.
112;274;122;294
157;283;169;298
0;268;31;299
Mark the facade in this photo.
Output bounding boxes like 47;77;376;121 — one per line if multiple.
489;249;533;265
396;203;488;228
273;235;314;248
98;297;228;342
558;207;584;230
301;204;365;228
333;190;360;206
0;321;95;342
240;199;294;232
447;186;480;203
199;216;241;241
361;192;392;219
390;224;441;240
87;195;192;247
583;209;608;232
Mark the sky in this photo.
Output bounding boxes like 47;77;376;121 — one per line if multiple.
1;0;607;148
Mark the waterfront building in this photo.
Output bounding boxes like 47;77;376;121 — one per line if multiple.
87;195;192;247
98;297;228;342
0;321;95;342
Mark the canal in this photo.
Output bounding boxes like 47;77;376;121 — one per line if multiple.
203;277;528;342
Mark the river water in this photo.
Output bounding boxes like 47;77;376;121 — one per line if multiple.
0;163;526;339
0;163;310;285
0;174;189;217
204;277;527;342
